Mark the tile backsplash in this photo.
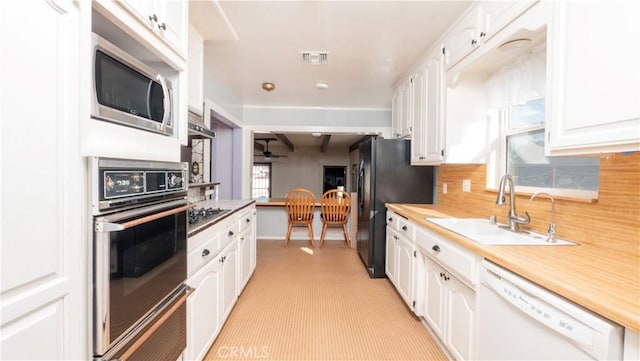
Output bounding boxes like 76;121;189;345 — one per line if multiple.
189;139;205;184
436;152;639;253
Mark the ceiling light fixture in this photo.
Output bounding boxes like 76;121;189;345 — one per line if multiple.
315;81;329;90
261;82;275;92
311;132;322;137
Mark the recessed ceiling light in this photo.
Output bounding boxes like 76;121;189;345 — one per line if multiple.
315;81;329;90
311;132;322;137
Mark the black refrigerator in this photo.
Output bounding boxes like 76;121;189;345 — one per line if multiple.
356;137;436;278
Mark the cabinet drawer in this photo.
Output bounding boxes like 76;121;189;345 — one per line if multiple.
221;219;240;249
386;211;400;231
188;236;219;277
397;216;415;239
188;222;218;253
415;225;479;287
238;207;254;233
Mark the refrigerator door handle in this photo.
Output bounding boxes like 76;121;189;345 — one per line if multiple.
358;160;365;216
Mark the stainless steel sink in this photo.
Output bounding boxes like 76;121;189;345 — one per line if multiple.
425;218;577;246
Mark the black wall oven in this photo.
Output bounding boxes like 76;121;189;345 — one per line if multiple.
91;157;192;360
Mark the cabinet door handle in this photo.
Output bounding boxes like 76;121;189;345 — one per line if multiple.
480;31;486;37
246;218;251;223
388;218;393;222
401;226;408;231
471;39;477;45
158;22;166;31
201;249;210;257
148;14;158;22
432;245;441;253
228;231;234;237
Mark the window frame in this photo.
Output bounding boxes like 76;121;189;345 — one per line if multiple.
490;105;600;201
251;162;272;199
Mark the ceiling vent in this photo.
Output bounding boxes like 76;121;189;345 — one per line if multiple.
301;51;329;65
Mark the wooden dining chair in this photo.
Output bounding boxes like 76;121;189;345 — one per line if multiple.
319;189;351;247
284;188;316;248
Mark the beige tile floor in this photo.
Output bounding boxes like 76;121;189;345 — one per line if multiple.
204;239;447;361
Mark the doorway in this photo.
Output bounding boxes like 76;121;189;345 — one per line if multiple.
323;166;347;193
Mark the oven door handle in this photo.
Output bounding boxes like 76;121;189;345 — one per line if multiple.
115;286;194;361
96;203;195;232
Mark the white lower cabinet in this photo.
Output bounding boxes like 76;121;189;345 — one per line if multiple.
385;214;416;310
185;204;256;361
444;270;475;361
385;227;398;286
418;225;478;361
237;228;252;294
386;209;479;361
186;257;222;361
220;240;238;322
624;328;640;361
421;247;476;361
237;206;256;294
396;235;415;308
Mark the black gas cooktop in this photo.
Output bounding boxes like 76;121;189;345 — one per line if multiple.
187;207;231;232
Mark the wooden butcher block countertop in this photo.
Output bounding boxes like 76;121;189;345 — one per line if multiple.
387;203;640;333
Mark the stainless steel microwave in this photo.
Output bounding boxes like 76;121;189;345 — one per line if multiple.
91;33;174;136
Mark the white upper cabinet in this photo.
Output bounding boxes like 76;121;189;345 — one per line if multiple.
118;0;188;56
400;80;413;138
188;27;204;114
546;0;640;155
444;1;536;71
392;79;413;139
411;48;445;165
480;0;536;43
154;0;188;54
443;5;482;70
411;63;427;162
391;89;401;138
93;0;188;67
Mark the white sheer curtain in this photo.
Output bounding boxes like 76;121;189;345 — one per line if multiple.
486;49;546;108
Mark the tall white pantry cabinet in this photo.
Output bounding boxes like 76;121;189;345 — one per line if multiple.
1;1;89;360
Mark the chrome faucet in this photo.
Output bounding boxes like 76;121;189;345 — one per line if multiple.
530;192;557;242
496;174;530;232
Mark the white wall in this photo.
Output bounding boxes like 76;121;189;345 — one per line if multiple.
243;105;391;129
265;145;351;198
445;72;490;163
210;121;233;199
203;46;244;121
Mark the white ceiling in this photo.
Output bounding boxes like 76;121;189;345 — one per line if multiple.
204;0;472;109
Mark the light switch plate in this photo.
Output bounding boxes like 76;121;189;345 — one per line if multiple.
443;183;448;194
462;179;471;192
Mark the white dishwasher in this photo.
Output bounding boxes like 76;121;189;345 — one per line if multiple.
477;260;623;360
